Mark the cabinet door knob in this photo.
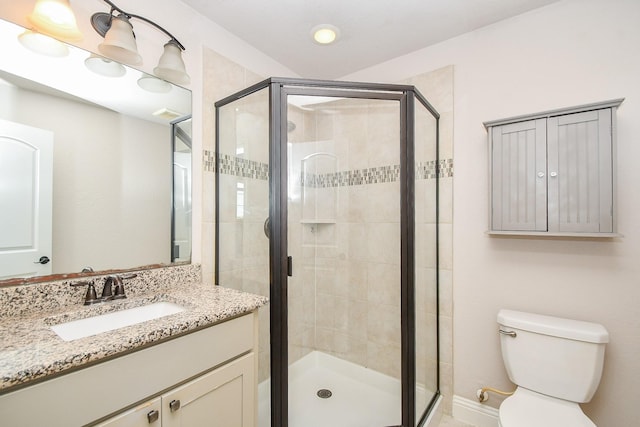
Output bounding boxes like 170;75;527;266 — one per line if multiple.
169;399;181;412
550;171;558;177
147;410;159;423
537;172;545;178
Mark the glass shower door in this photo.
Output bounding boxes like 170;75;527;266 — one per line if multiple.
414;96;440;424
215;86;272;425
285;92;403;427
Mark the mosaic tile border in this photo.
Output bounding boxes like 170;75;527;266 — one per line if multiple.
304;159;454;188
302;165;400;187
205;152;454;185
205;152;269;180
203;149;215;172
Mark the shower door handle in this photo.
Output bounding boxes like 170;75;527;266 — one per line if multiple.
287;256;293;277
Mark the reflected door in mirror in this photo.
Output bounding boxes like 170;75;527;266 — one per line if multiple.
0;119;53;279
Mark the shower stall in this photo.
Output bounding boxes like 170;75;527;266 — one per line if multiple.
215;78;439;427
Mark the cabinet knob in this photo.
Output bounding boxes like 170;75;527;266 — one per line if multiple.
537;172;545;178
147;410;159;423
169;399;181;412
550;171;558;177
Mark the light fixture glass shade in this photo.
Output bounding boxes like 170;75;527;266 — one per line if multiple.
153;40;190;85
27;0;82;41
98;14;142;65
137;75;171;93
85;54;126;77
18;29;69;57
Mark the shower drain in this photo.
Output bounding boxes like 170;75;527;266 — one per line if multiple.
316;388;332;399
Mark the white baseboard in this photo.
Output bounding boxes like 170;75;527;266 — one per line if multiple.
452;395;499;427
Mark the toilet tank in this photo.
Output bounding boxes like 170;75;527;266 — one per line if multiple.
497;309;609;403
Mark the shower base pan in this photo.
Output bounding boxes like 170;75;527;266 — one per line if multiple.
258;351;427;427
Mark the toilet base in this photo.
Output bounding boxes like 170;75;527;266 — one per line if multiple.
499;388;596;427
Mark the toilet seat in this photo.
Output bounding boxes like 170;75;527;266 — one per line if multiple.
499;388;596;427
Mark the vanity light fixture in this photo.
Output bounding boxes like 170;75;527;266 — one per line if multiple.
84;54;126;77
137;75;172;93
97;13;141;65
91;0;190;85
27;0;83;41
18;30;69;57
311;24;340;45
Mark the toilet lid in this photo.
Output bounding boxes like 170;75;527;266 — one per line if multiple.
500;388;596;427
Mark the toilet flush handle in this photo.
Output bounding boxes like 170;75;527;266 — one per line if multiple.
499;329;517;338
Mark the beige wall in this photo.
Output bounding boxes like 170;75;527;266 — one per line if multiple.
346;0;640;425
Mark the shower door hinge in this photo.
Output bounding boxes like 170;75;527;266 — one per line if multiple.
287;256;293;277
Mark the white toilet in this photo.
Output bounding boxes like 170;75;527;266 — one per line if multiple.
497;309;609;427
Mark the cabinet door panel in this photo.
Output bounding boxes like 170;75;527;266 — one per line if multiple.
547;109;612;232
491;118;547;231
162;353;255;427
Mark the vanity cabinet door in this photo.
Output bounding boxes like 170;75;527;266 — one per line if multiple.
162;352;255;427
96;397;162;427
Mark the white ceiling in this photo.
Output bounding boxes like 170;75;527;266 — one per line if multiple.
180;0;561;79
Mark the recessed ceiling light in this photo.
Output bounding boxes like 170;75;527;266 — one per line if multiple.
311;24;340;45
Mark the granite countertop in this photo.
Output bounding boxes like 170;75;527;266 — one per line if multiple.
0;281;268;393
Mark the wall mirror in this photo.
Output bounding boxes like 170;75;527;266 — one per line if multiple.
0;18;192;284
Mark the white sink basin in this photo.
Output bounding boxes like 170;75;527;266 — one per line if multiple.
51;301;186;341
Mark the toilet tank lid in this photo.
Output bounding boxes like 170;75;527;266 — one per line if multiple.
497;310;609;343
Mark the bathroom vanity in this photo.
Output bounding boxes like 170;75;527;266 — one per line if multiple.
0;270;267;427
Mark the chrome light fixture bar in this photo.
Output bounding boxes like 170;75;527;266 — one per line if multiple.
91;0;190;85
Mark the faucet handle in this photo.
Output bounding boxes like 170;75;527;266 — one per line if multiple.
70;281;100;305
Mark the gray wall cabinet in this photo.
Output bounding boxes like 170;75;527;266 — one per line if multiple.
485;99;623;237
